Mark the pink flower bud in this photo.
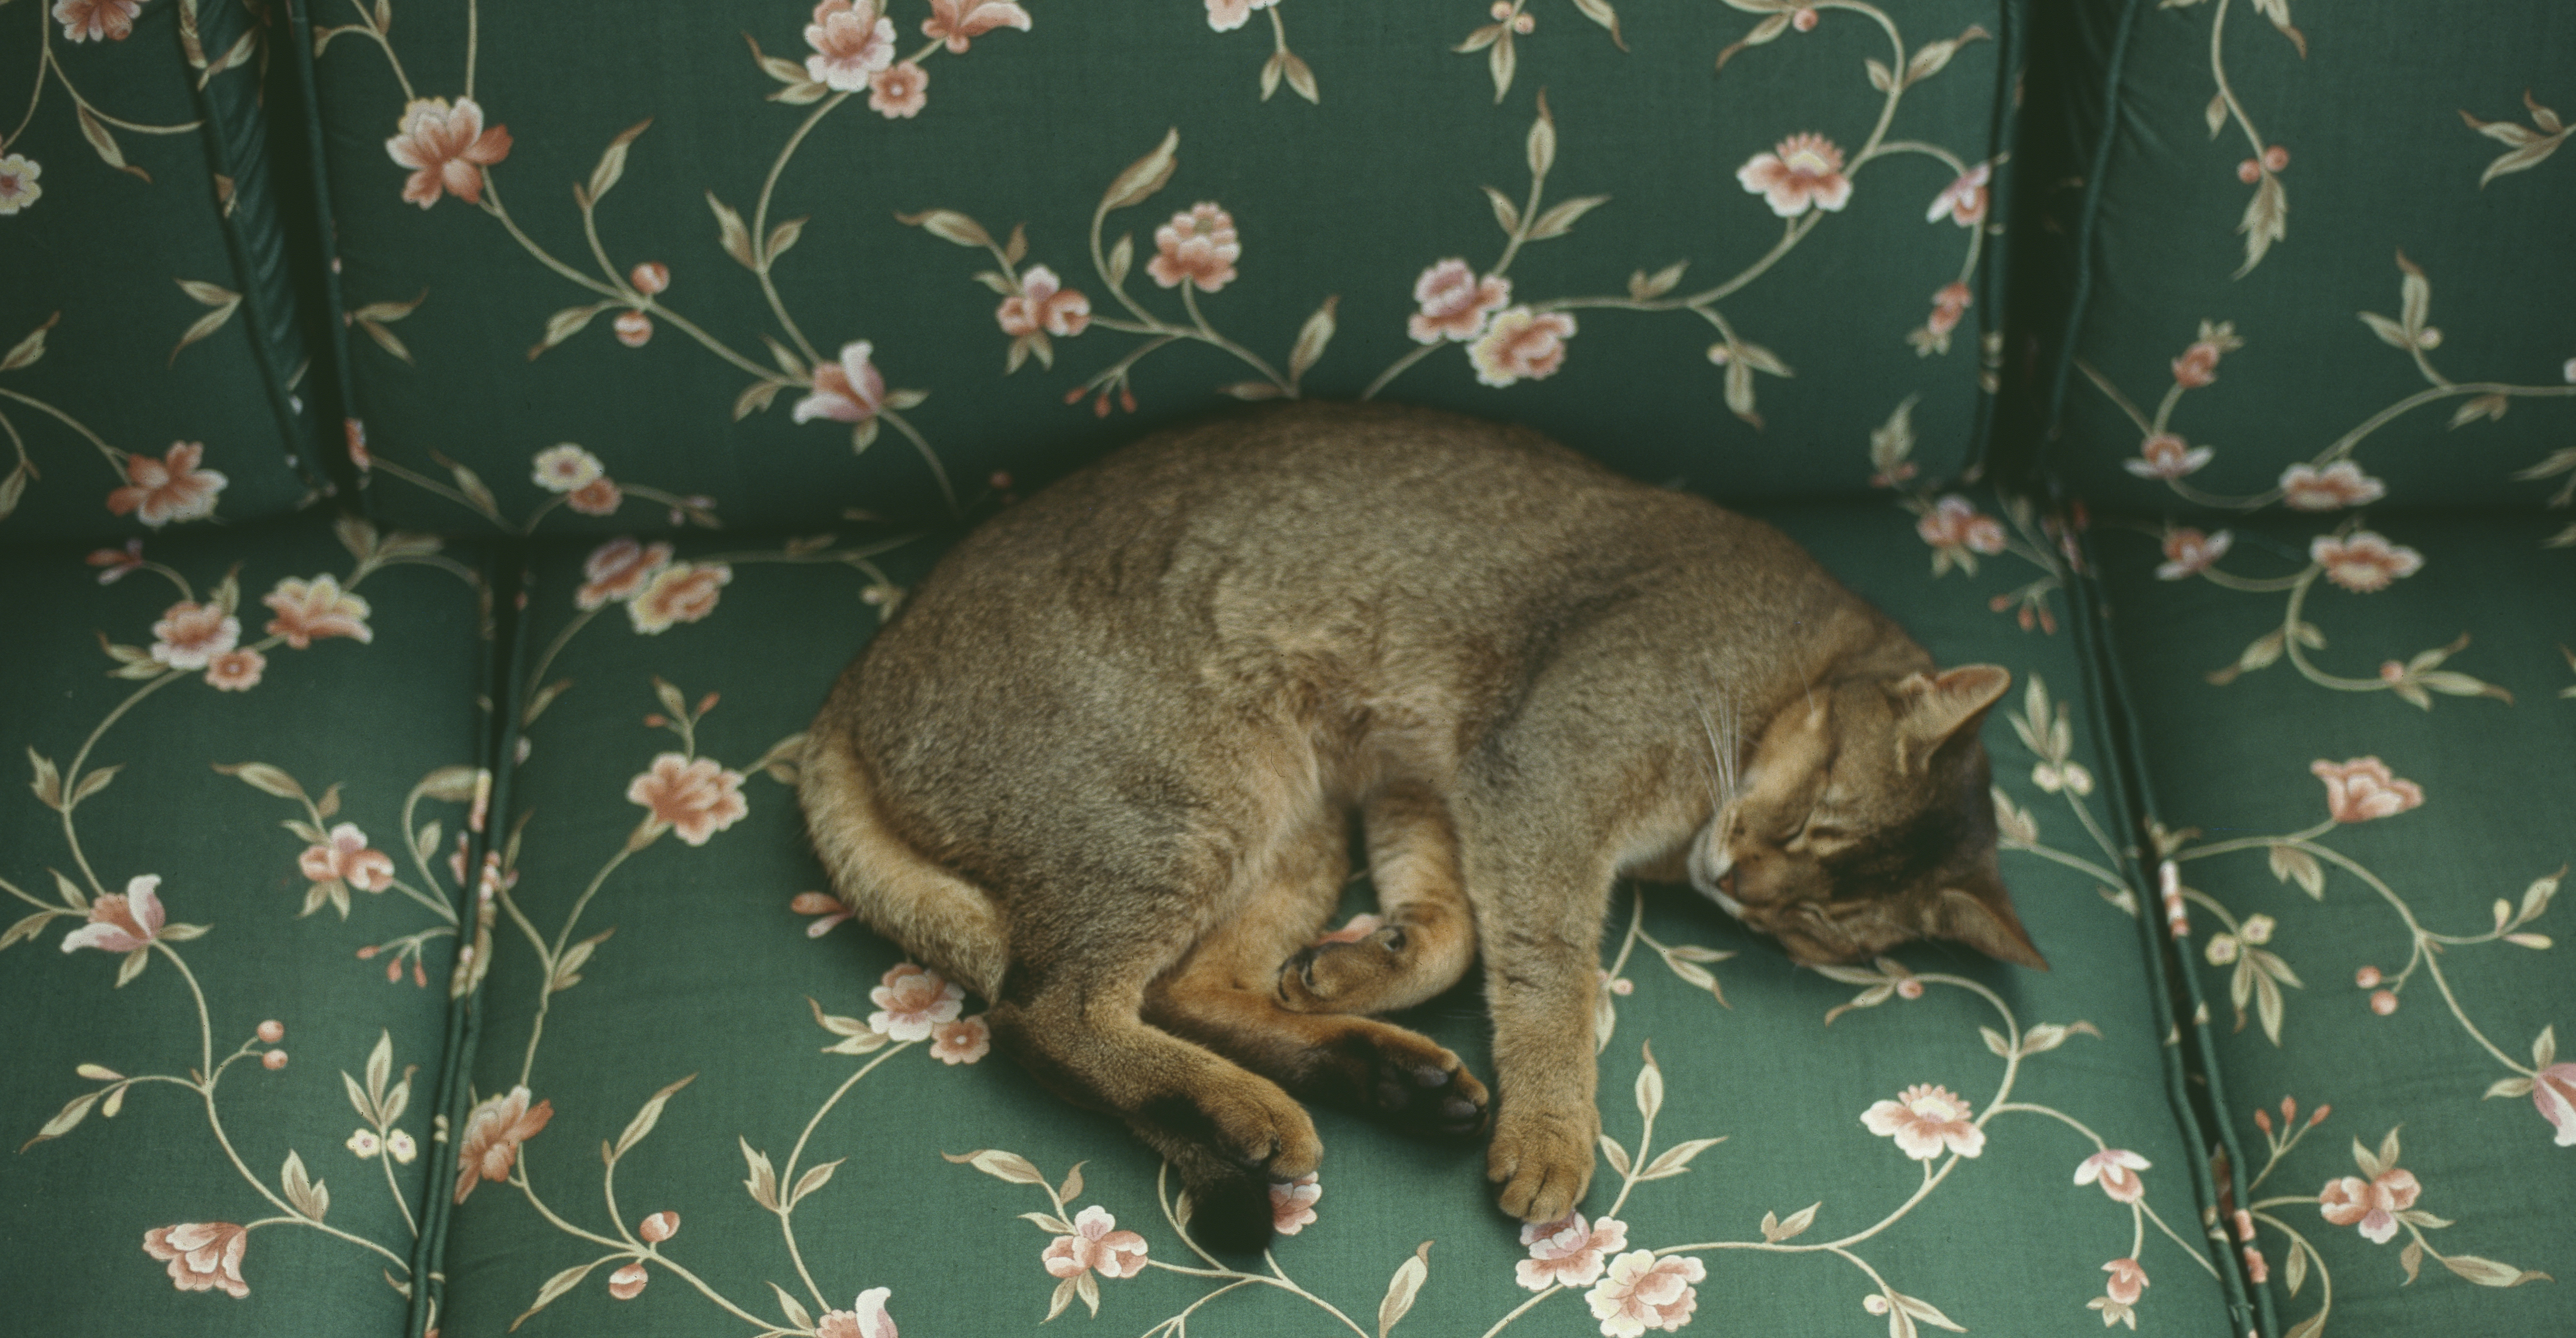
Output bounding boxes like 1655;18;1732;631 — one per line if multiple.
2262;145;2289;172
630;262;670;295
608;1263;648;1299
2369;988;2398;1015
2354;965;2382;988
639;1210;680;1243
2237;159;2261;185
257;1020;285;1043
262;1050;289;1070
614;311;653;348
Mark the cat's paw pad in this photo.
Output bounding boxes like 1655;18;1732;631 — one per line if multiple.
1487;1108;1598;1224
1277;925;1411;1013
1360;1042;1489;1140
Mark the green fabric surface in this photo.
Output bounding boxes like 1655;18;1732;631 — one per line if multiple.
0;0;332;540
2036;0;2576;517
2091;509;2576;1337
298;0;2021;538
421;483;2237;1338
0;514;499;1329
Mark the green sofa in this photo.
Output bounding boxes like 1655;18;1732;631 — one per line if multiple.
3;2;2567;1335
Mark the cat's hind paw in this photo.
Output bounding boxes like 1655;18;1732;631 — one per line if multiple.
1488;1107;1597;1224
1277;924;1413;1014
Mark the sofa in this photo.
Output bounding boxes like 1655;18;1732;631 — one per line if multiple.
3;1;2567;1335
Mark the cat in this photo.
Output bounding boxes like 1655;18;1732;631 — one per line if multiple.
799;402;2044;1251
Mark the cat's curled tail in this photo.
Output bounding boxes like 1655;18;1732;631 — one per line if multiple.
798;724;1009;1001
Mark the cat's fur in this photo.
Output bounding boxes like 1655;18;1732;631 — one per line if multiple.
801;403;2043;1249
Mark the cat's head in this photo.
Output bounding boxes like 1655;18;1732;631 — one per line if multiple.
1686;665;2047;970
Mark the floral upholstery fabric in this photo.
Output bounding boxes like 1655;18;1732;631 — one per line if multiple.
0;0;335;540
2087;512;2574;1338
2037;0;2576;516
6;1;2572;1336
298;0;2021;535
1;516;495;1332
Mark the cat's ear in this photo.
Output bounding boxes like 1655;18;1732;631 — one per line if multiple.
1892;665;2011;770
1926;882;2048;970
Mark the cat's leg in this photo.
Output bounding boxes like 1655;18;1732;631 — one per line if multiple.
1144;847;1489;1142
988;921;1324;1254
1276;781;1479;1015
1451;817;1616;1226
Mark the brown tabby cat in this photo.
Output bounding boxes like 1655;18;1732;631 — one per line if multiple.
800;402;2044;1250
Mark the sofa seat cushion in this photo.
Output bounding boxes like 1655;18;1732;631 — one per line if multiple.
0;514;499;1332
301;1;2023;536
2090;509;2576;1336
429;487;2241;1338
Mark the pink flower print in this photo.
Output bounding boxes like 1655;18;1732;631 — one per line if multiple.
923;0;1030;51
793;890;856;936
1149;203;1241;293
615;311;654;344
2172;342;2222;388
869;962;964;1040
142;1222;249;1298
2318;1167;2419;1244
2124;432;2212;480
1516;1211;1628;1290
2532;1064;2576;1147
794;341;887;425
1269;1173;1321;1235
2103;1257;2149;1305
385;98;512;208
639;1210;680;1242
263;574;374;648
870;62;929;118
1469;307;1577;387
2310;530;2422;593
151;600;240;669
108;442;227;527
1043;1206;1150;1280
998;266;1092;337
2074;1148;2150;1203
343;418;372;471
1736;133;1851;217
1584;1250;1703;1337
1926;282;1972;336
2155;527;2232;580
818;1288;900;1338
567;477;623;516
2279;461;2386;511
453;1085;553;1203
805;0;897;91
62;875;166;953
1205;0;1277;32
628;560;731;632
1861;1083;1985;1160
626;753;749;845
1410;259;1513;344
1926;163;1990;226
0;153;37;214
2311;757;2422;823
54;0;141;43
532;444;603;492
630;263;670;295
929;1015;991;1065
88;539;146;583
1915;495;2007;556
577;538;673;609
204;647;266;692
607;1263;649;1299
300;823;397;894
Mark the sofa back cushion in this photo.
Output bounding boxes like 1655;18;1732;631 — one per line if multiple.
303;0;2022;537
2035;0;2576;518
0;0;335;542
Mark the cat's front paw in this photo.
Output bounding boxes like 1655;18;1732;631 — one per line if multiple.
1487;1105;1598;1224
1277;926;1410;1014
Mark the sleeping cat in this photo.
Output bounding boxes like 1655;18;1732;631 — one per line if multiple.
800;402;2044;1250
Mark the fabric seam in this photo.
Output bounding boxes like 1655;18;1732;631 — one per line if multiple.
282;0;373;516
2070;523;2278;1338
2034;0;2146;472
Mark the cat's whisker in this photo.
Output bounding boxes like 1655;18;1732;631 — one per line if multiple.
1687;690;1729;804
